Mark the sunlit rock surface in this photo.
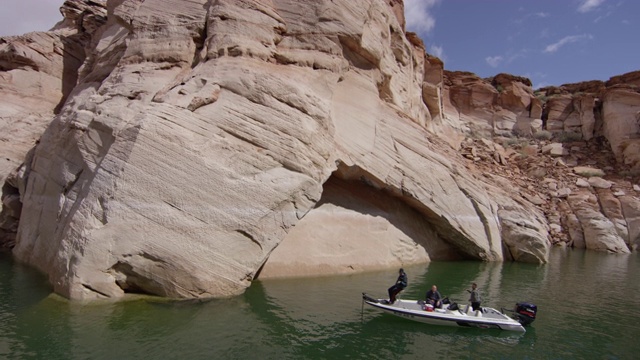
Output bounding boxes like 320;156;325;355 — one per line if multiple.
1;0;561;300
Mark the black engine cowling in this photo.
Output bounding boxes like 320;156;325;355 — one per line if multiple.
515;302;537;326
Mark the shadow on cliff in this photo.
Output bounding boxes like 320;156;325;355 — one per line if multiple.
54;32;85;114
316;173;466;261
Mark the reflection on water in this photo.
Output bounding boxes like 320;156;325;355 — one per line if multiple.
1;250;639;359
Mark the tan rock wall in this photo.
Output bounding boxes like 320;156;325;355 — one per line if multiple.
602;88;640;169
0;0;107;248
4;0;551;301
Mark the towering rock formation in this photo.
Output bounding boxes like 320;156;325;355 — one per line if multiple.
444;70;640;254
0;0;561;300
0;0;107;249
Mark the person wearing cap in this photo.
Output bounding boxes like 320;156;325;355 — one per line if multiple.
387;268;407;304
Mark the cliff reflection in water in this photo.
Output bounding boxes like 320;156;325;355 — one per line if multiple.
1;250;640;359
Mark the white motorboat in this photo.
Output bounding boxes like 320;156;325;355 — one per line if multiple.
361;293;537;332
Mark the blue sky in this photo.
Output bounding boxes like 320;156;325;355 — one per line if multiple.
406;0;640;88
1;0;637;89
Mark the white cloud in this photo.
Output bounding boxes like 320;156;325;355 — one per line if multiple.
485;56;503;68
577;0;606;13
512;11;550;25
539;28;550;38
543;34;593;53
534;81;553;90
405;0;440;34
430;45;444;59
506;49;529;64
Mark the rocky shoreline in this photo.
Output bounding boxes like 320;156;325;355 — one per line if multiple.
460;136;637;253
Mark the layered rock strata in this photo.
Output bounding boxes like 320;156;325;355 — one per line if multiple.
1;0;549;300
459;137;638;253
0;0;107;249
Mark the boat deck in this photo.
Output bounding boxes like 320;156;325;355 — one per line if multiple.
362;295;526;332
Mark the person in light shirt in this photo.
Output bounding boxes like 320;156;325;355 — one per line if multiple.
425;285;442;308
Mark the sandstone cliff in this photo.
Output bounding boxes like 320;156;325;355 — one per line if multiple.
2;0;634;301
0;0;107;249
441;71;640;254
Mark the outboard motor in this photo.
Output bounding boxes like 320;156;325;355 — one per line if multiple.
514;302;537;326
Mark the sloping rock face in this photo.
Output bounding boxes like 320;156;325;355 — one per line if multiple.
602;87;640;170
442;69;640;255
0;0;107;249
567;190;630;253
3;0;549;300
536;72;640;171
458;136;639;254
442;72;540;139
442;70;640;171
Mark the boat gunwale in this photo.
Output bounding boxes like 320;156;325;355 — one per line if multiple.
363;297;526;331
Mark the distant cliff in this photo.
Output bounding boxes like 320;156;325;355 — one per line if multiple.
440;70;639;254
0;0;636;301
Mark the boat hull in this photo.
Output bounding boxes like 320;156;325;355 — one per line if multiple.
362;294;526;332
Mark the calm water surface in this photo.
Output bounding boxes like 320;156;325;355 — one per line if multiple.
1;248;639;359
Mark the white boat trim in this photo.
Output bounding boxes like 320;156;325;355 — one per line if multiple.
362;294;526;332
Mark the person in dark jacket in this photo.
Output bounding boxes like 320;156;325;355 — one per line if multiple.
425;285;442;308
467;283;482;311
387;268;407;304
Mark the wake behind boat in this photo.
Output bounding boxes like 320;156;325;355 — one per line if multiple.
362;293;537;332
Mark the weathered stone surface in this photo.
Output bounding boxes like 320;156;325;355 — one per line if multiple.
5;0;549;300
606;70;640;88
422;54;444;123
576;178;590;187
499;208;550;263
588;177;612;189
442;71;542;138
575;95;596;140
0;0;107;248
8;0;639;303
573;166;605;177
602;88;640;170
563;213;585;248
542;143;567;157
543;95;573;131
258;177;436;278
448;72;640;255
492;73;533;112
530;97;542;119
567;191;630;253
596;188;629;244
619;196;640;251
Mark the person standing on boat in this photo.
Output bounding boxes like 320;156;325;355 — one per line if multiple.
387;268;407;304
467;283;482;311
425;285;442;308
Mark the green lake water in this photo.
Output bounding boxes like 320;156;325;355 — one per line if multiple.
1;248;639;359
